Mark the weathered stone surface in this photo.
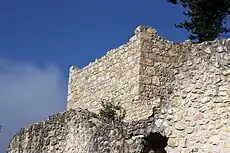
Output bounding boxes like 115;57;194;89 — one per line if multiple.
7;108;168;153
8;25;230;153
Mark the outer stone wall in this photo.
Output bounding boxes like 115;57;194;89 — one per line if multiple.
67;26;195;121
135;27;230;152
15;25;229;153
164;39;230;153
67;26;230;128
136;27;195;120
67;34;141;120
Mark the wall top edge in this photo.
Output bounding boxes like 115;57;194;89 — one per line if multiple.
68;25;230;75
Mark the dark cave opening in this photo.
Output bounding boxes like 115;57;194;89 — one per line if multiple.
142;133;168;153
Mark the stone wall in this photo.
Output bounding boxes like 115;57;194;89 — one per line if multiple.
9;26;230;153
135;27;230;152
164;38;230;153
134;26;195;120
67;33;141;120
67;26;195;121
68;26;230;125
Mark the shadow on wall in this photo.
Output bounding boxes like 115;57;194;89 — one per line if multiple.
142;133;168;153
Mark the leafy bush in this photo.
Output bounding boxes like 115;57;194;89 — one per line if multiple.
99;99;126;122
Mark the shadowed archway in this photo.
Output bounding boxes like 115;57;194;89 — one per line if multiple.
142;133;168;153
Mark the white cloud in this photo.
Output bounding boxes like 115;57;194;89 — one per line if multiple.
0;59;67;152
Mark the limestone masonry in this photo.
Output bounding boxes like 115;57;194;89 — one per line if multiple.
67;26;194;121
8;25;230;153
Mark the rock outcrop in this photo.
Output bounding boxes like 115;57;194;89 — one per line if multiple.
7;108;168;153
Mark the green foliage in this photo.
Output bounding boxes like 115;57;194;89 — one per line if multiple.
168;0;230;43
99;99;126;122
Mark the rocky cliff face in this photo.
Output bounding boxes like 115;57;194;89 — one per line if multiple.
7;108;168;153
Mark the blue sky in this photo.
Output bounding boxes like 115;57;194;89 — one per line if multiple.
0;0;190;72
0;0;229;152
